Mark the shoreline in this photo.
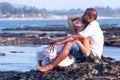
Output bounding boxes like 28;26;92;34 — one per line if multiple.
0;16;120;21
0;17;67;21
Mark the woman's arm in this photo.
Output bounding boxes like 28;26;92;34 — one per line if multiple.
73;38;90;56
68;15;81;34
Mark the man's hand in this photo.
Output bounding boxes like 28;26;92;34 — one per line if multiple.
48;44;57;52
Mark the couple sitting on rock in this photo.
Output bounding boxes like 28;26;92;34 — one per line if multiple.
36;8;104;72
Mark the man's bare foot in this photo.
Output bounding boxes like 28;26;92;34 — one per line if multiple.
37;65;53;72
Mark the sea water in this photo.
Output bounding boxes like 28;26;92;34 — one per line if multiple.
0;46;44;72
0;18;120;29
0;46;120;72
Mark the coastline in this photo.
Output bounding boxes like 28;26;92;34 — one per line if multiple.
0;17;67;21
0;16;120;21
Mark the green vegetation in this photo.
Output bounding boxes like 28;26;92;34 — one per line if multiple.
0;2;120;18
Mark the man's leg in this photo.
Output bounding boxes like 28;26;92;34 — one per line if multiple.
37;42;71;72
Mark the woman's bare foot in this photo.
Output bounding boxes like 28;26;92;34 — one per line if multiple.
38;60;42;66
37;65;53;72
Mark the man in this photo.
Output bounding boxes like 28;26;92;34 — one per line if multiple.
37;8;104;72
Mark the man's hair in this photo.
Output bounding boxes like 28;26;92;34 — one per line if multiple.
86;8;97;20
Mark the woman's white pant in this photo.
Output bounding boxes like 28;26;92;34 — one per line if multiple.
36;45;75;67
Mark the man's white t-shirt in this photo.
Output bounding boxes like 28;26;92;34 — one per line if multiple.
79;21;104;58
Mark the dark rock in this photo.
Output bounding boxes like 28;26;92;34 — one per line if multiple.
0;32;67;46
0;52;5;56
2;25;69;31
104;26;120;47
10;51;24;53
1;25;120;47
0;56;120;80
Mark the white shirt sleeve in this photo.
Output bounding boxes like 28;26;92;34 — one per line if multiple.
79;22;97;38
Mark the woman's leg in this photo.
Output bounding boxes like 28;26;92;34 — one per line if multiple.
37;42;71;72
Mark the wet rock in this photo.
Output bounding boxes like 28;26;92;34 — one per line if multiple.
0;52;5;56
2;25;69;31
104;26;120;47
0;56;120;80
10;51;24;53
1;25;120;47
0;32;67;46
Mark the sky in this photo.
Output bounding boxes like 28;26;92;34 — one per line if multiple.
0;0;120;10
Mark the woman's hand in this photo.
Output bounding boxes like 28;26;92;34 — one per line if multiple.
68;15;80;21
48;44;57;52
73;39;81;44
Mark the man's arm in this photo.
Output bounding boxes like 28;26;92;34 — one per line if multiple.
56;33;85;45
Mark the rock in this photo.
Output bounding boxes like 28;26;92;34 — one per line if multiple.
1;25;120;47
2;25;69;31
104;26;120;47
0;56;119;80
10;51;24;53
0;32;67;46
0;52;5;56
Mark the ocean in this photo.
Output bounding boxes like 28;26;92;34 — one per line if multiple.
0;18;120;72
0;18;120;29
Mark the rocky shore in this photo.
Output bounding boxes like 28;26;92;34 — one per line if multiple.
1;24;120;46
0;24;120;80
0;56;120;80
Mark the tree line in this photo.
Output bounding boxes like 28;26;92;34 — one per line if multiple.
0;2;120;17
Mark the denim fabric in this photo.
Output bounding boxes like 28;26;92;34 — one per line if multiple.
70;42;84;59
